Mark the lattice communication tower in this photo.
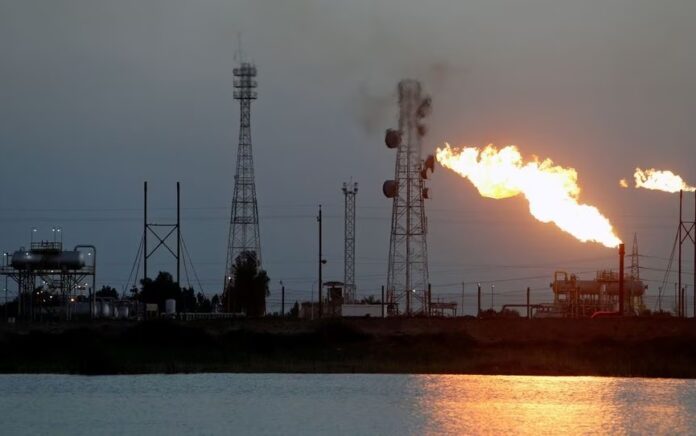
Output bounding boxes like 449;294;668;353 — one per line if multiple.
382;80;435;315
343;181;358;303
224;61;262;290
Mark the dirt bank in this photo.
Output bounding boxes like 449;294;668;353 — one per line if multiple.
0;318;694;377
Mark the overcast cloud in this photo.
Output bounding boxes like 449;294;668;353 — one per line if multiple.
1;0;695;313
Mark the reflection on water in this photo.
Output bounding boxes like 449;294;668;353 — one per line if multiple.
417;375;694;434
0;374;694;435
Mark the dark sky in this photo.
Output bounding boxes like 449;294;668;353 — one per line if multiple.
1;0;695;314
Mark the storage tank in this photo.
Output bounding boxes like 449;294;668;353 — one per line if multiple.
11;250;85;270
165;299;176;315
10;251;42;269
118;306;130;319
100;301;112;318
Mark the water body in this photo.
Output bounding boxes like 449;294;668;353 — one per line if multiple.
1;374;694;435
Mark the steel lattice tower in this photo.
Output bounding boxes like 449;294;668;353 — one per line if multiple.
225;62;261;289
630;232;639;280
343;181;358;303
383;80;434;315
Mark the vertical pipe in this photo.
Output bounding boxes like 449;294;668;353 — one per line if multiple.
17;275;21;319
678;190;683;317
176;182;180;286
317;205;323;318
381;285;385;318
526;287;530;320
427;283;432;317
144;181;148;283
91;247;96;321
619;243;625;316
477;283;481;318
658;286;662;312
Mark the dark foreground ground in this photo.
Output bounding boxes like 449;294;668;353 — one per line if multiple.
0;318;695;377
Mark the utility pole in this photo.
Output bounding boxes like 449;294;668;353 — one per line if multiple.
280;281;285;317
381;285;385;318
177;182;180;286
144;182;147;282
658;286;662;312
427;283;432;317
461;282;465;317
619;243;625;316
317;205;323;318
527;287;530;319
679;190;682;317
477;283;481;318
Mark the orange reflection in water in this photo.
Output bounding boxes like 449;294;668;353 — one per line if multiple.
414;375;692;435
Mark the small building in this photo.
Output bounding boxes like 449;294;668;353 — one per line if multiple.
429;301;458;317
299;302;319;320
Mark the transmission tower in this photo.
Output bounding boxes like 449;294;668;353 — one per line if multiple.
677;190;695;318
343;181;358;303
224;61;262;290
630;232;639;280
382;80;435;315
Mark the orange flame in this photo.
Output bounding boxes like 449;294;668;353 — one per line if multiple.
436;144;622;248
631;168;695;193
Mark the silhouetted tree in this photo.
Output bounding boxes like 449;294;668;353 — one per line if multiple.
289;301;300;318
359;295;380;304
96;286;119;299
139;271;182;312
0;300;18;319
180;287;196;312
480;308;520;318
498;308;520;318
196;292;212;313
223;252;269;317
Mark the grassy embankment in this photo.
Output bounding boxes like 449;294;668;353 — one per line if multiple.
0;318;694;377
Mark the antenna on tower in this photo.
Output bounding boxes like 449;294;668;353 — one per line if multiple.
234;32;246;63
383;80;434;316
343;180;358;304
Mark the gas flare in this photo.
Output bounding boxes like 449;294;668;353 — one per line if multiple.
436;144;622;248
631;168;696;193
